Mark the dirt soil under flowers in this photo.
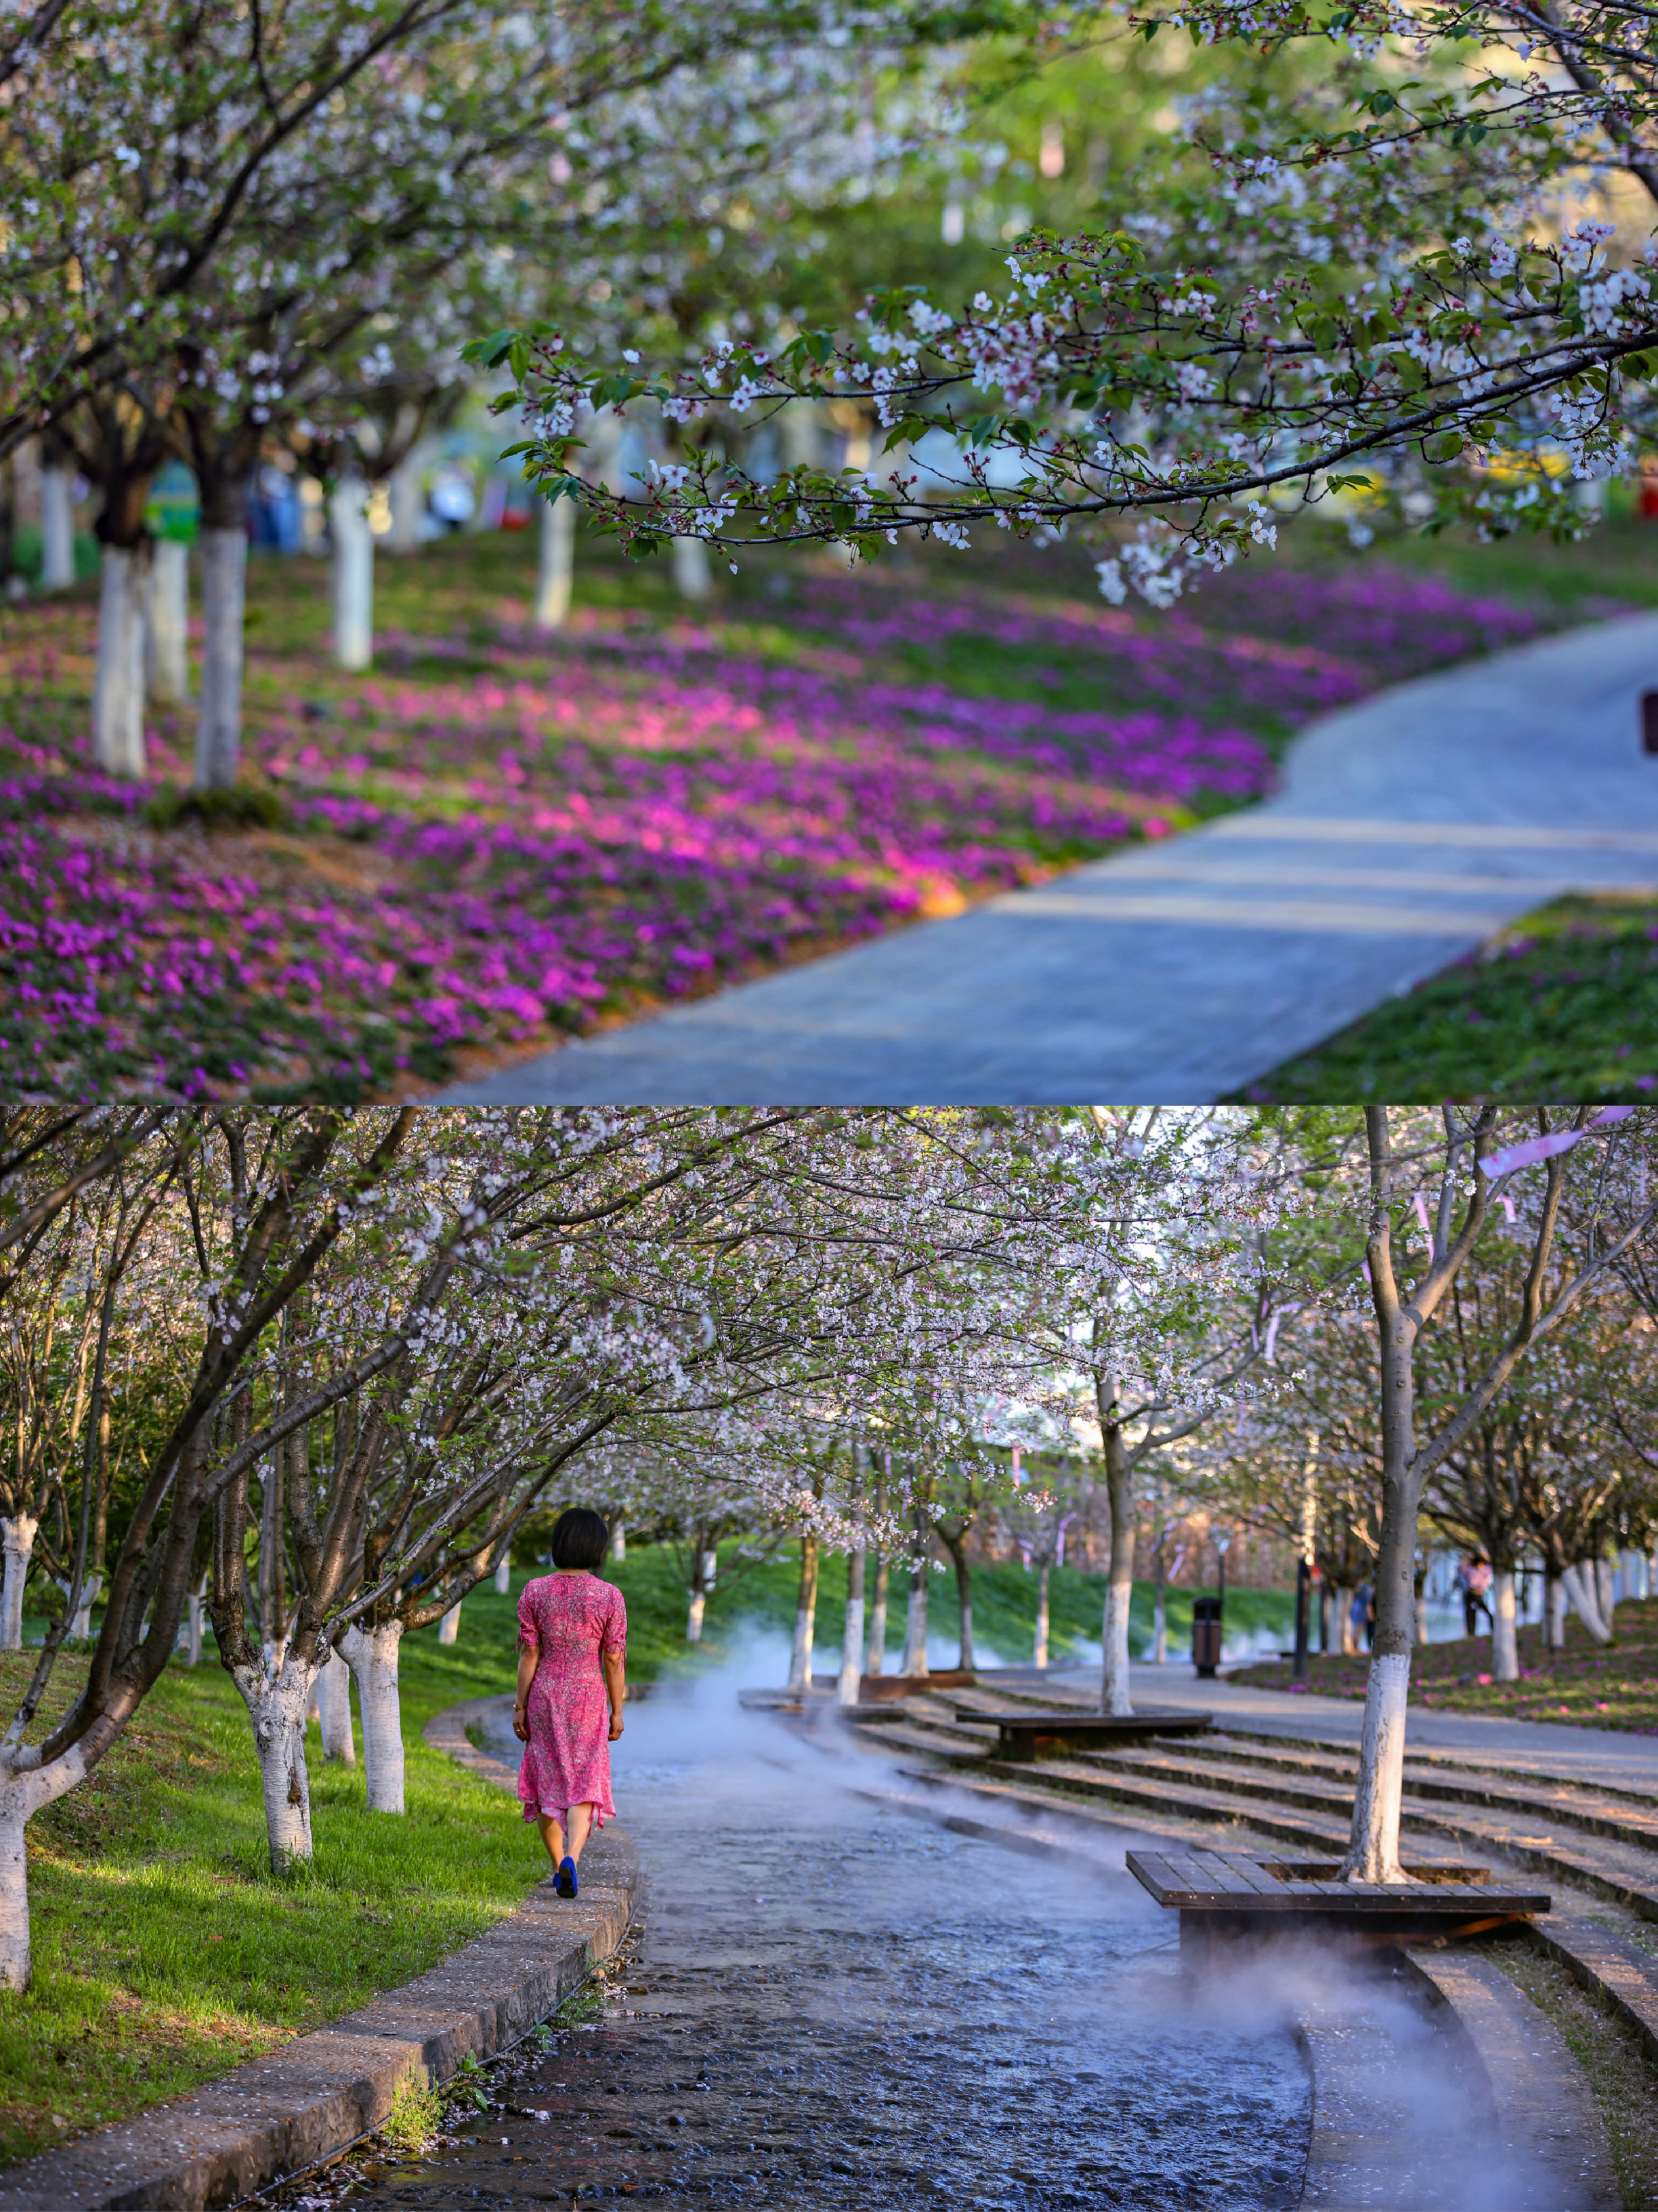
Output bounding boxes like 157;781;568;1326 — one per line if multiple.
0;532;1542;1101
1230;1597;1658;1735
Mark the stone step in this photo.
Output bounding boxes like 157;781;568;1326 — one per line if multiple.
1399;1949;1619;2210
1176;1731;1658;1858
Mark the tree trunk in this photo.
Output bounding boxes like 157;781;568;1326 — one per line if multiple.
901;1516;929;1680
194;527;247;789
838;1546;866;1706
1334;1585;1355;1656
228;1647;318;1871
316;1649;356;1765
331;473;374;669
1562;1562;1612;1644
938;1530;975;1672
1595;1556;1617;1637
55;1573;100;1640
494;1552;512;1595
0;1745;89;1992
0;1515;39;1650
687;1588;706;1641
1545;1570;1566;1651
610;1518;626;1565
672;535;710;600
386;454;425;553
147;538;191;705
92;545;150;778
788;1535;819;1692
1100;1419;1134;1716
536;496;574;629
187;1575;207;1667
866;1549;887;1674
438;1602;461;1646
40;463;76;590
1035;1561;1050;1669
341;1620;406;1812
1151;1564;1166;1666
1491;1569;1519;1680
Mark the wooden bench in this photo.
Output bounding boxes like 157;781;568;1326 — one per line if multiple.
1126;1847;1550;1958
954;1708;1214;1762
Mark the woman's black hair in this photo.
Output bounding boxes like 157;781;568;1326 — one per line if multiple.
551;1506;611;1573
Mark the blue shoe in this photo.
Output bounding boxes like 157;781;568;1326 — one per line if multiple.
557;1855;578;1898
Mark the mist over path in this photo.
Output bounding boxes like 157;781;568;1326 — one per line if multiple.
312;1672;1313;2209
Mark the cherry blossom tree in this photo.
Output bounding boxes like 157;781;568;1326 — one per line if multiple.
493;0;1658;597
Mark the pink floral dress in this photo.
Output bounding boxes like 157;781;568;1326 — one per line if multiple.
516;1572;626;1827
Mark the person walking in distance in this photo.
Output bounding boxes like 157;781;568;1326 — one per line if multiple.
513;1507;626;1898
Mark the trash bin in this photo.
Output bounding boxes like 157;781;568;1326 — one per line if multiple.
1191;1596;1223;1679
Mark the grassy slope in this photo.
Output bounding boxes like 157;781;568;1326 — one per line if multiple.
0;1586;534;2170
1231;893;1658;1104
1229;1596;1658;1733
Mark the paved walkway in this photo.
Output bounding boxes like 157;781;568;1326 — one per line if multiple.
444;612;1658;1103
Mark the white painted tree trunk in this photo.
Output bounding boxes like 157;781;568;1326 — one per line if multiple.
1491;1569;1519;1680
1562;1562;1613;1644
671;535;710;600
1346;1652;1411;1880
1546;1571;1567;1651
341;1620;406;1812
1035;1562;1051;1669
194;528;247;789
315;1649;356;1765
331;475;374;670
901;1546;929;1679
686;1590;706;1642
147;538;190;705
187;1577;207;1667
838;1548;865;1707
788;1535;818;1692
0;1743;90;1990
386;454;425;553
1101;1426;1135;1715
92;547;150;778
536;496;574;629
1596;1556;1617;1635
494;1553;512;1595
1151;1583;1166;1666
1620;1548;1646;1602
866;1554;887;1674
610;1518;626;1565
438;1602;461;1646
1335;1588;1356;1656
229;1648;320;1871
40;465;75;590
54;1574;100;1640
0;1516;39;1650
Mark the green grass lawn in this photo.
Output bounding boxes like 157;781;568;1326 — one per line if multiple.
1231;893;1658;1103
0;1590;538;2171
1230;1596;1658;1733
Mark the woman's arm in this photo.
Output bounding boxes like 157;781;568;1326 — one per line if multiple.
602;1646;625;1741
513;1640;538;1743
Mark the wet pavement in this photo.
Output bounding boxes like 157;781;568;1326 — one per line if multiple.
286;1693;1314;2210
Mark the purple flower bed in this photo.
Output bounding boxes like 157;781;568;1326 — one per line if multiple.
0;555;1545;1099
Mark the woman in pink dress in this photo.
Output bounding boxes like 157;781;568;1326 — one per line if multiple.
513;1508;626;1898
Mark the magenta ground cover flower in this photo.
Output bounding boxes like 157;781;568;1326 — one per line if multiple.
0;550;1546;1099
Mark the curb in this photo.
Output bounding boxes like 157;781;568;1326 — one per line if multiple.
0;1697;636;2212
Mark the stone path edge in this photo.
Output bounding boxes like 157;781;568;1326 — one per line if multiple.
0;1695;635;2212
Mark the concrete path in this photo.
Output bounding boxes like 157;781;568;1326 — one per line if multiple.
1029;1661;1658;1792
443;611;1658;1103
